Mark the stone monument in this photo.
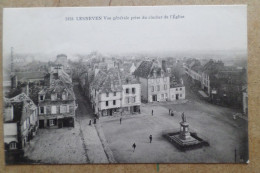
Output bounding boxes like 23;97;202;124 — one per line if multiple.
164;112;209;151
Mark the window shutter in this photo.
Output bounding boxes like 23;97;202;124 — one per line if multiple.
67;105;70;113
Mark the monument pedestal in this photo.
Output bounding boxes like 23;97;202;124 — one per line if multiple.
179;122;191;140
164;113;209;151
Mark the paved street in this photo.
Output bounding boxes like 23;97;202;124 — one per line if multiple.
25;85;111;164
100;84;248;163
24;82;247;164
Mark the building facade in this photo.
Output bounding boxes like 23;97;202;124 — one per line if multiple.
133;60;170;102
38;65;76;128
4;93;38;157
90;68;141;117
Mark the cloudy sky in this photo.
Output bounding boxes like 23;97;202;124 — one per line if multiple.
3;5;247;57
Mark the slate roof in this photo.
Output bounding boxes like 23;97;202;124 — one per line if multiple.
120;72;140;85
91;68;123;93
4;93;37;124
39;79;75;100
133;60;166;78
122;63;133;73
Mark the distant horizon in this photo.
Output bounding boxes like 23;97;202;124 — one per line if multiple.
3;48;247;62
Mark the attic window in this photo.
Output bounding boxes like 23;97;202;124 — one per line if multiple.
62;92;67;100
51;94;57;101
40;95;44;101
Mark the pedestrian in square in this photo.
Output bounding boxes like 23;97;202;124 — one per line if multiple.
149;135;152;143
132;143;136;152
120;117;122;124
89;120;92;125
94;118;96;124
152;110;153;116
171;111;174;117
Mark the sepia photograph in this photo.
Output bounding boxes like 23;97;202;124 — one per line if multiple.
2;5;248;164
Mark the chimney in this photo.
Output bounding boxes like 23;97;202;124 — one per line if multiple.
162;60;167;72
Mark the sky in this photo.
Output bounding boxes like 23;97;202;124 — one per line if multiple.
3;5;247;57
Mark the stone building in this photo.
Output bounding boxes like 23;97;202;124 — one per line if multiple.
90;68;141;117
121;74;141;113
4;93;38;156
38;65;76;128
133;60;170;102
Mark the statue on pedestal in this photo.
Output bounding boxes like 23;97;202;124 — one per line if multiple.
181;112;186;122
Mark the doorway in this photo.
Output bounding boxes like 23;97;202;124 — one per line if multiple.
152;95;157;102
39;120;44;128
176;94;179;100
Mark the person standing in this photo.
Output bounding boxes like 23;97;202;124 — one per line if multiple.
132;143;136;152
89;120;92;125
120;117;122;124
152;110;153;116
149;135;152;143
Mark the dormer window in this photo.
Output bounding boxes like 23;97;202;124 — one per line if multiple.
62;92;67;100
153;70;156;77
40;95;44;101
51;93;57;101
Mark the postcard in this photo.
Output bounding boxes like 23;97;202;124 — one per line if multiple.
2;5;248;164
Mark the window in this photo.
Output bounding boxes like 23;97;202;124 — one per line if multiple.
62;92;67;100
125;97;130;104
40;95;44;101
9;142;17;150
106;101;109;106
113;100;116;105
132;97;136;103
132;88;135;94
51;94;57;101
51;106;57;114
49;119;54;126
114;92;116;96
176;88;178;91
126;88;129;94
164;84;167;90
151;86;154;92
60;105;67;113
180;88;182;91
165;93;168;98
106;93;109;97
157;85;160;91
40;107;44;114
